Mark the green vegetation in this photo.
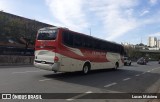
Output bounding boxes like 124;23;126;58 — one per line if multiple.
124;46;141;60
124;45;160;61
0;11;53;45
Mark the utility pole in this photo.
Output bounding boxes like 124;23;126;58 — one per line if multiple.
89;28;91;36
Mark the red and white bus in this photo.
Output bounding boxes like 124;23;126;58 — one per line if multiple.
34;27;125;74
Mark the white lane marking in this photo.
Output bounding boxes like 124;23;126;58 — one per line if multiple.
135;74;140;77
152;67;160;70
140;67;160;74
155;67;160;70
66;91;92;101
39;79;51;82
141;72;146;75
104;89;125;93
26;70;45;72
85;91;92;93
123;78;131;81
104;82;117;88
12;70;44;74
12;72;26;74
153;67;160;70
66;99;74;101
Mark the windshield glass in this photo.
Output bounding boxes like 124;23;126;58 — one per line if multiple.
37;30;57;40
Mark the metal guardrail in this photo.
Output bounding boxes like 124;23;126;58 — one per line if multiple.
139;49;160;53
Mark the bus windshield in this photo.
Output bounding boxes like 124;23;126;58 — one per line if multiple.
37;30;57;40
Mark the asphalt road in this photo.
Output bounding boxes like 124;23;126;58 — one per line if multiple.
0;61;160;102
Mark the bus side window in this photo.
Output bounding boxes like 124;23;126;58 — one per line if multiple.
110;43;115;53
85;37;92;49
100;41;106;51
68;32;74;47
106;42;111;52
81;36;85;48
94;40;100;50
120;46;125;55
74;34;82;48
62;31;68;45
62;31;73;47
92;39;96;50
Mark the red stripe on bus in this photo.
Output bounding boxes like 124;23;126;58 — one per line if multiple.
58;44;110;63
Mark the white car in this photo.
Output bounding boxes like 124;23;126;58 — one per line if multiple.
124;57;131;66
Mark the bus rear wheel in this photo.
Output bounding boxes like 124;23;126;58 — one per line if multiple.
113;62;119;70
82;65;90;74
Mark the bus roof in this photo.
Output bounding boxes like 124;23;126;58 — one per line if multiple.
39;27;69;31
63;28;122;47
39;27;122;46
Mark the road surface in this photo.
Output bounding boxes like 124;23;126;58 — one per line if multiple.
0;61;160;102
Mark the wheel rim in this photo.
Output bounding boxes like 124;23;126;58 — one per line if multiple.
84;66;89;74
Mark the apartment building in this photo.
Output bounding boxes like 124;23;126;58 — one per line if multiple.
148;37;157;47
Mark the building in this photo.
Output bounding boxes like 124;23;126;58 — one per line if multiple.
157;40;160;48
148;37;157;47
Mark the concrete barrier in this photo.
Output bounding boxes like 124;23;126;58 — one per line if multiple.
0;55;34;65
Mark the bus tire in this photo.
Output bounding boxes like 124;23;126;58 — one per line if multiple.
82;63;90;74
53;70;57;73
113;62;119;70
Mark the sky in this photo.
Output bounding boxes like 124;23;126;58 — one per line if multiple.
0;0;160;45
